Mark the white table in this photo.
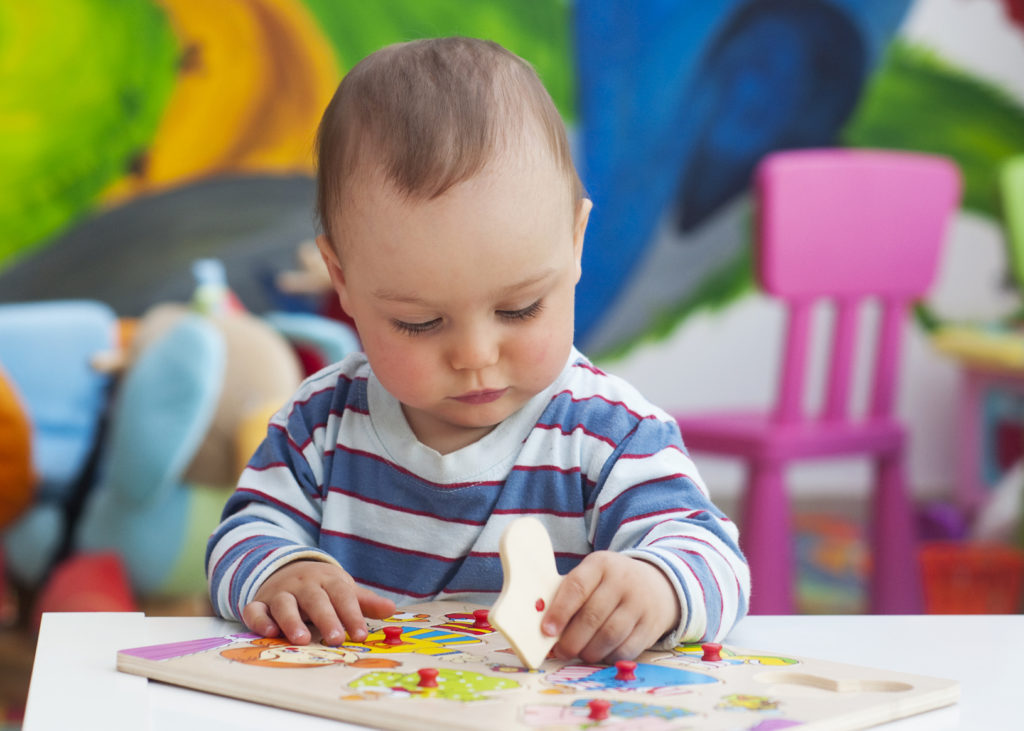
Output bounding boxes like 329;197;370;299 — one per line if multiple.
24;612;1023;730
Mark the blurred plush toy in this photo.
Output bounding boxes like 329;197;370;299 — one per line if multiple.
74;259;358;596
0;300;119;587
2;260;359;619
0;361;34;622
272;239;359;340
0;300;127;626
0;362;33;530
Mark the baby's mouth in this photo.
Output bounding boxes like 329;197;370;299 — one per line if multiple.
452;388;508;404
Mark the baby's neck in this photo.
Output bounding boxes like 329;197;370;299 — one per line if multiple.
401;406;498;455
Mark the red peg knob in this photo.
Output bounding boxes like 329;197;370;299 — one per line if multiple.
417;667;439;688
473;608;492;629
382;626;404;645
701;642;722;662
587;698;611;720
614;660;637;681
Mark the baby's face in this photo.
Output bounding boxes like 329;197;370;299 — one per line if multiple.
320;149;590;454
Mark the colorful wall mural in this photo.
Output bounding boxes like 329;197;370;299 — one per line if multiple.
0;0;574;320
3;0;1024;352
3;0;1024;502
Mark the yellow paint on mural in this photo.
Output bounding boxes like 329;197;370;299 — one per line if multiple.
103;0;340;204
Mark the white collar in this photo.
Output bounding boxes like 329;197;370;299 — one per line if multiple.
365;349;578;485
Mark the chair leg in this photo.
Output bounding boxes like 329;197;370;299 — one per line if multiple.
870;453;924;614
742;460;795;614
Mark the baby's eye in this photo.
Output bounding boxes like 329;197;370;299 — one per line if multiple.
392;317;441;335
498;300;544;321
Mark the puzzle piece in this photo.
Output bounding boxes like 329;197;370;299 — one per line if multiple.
490;517;563;669
349;667;520;702
548;663;717;693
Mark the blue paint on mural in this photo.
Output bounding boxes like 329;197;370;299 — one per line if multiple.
573;0;914;349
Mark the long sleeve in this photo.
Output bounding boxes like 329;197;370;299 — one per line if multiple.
590;414;750;646
205;371;345;621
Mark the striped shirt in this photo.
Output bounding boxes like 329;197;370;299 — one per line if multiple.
206;349;749;645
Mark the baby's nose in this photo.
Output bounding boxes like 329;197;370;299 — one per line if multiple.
449;328;499;371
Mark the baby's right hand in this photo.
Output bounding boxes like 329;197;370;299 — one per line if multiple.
242;560;396;646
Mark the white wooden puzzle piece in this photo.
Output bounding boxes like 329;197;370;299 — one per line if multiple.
490;516;563;669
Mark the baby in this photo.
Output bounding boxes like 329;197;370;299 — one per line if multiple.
207;37;749;664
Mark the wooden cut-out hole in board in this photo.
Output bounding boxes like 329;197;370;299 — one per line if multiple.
755;671;914;694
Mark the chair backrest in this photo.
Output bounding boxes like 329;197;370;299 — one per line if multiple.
755;149;961;423
1001;155;1024;291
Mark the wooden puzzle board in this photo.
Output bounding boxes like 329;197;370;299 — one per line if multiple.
117;601;958;730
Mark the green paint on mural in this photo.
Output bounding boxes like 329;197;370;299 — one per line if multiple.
841;40;1024;333
299;0;575;120
842;40;1024;219
0;0;178;270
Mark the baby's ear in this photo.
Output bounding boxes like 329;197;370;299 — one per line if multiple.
314;235;346;290
315;235;354;318
572;198;592;275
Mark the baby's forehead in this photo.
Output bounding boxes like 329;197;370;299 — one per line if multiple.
331;155;575;265
348;133;569;205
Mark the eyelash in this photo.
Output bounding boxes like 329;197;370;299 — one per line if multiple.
391;300;544;336
499;299;544;322
392;318;440;336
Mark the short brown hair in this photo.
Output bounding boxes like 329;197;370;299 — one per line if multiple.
315;36;584;246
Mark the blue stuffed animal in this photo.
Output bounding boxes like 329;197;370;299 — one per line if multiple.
73;260;358;596
0;300;118;586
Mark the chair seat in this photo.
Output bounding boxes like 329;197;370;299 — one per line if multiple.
675;411;904;462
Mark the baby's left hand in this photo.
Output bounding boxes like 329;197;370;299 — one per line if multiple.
542;552;680;664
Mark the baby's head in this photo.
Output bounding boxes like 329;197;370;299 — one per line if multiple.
314;37;592;454
315;36;584;247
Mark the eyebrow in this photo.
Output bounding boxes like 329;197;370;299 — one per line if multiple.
372;269;558;304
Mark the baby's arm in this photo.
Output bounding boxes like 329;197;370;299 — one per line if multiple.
542;416;749;662
208;453;397;644
207;372;395;640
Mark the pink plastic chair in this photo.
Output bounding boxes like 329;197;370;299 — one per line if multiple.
673;148;961;615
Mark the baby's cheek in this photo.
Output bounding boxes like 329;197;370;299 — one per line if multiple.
367;343;433;398
381;368;429;405
522;331;569;383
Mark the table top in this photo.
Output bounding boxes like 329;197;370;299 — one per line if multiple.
24;612;1024;730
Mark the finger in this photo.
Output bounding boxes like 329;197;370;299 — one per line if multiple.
593;588;664;664
556;583;621;662
602;626;649;665
356;587;397;620
573;603;637;664
300;588;348;646
241;601;280;638
543;559;602;639
329;591;370;644
267;592;312;645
